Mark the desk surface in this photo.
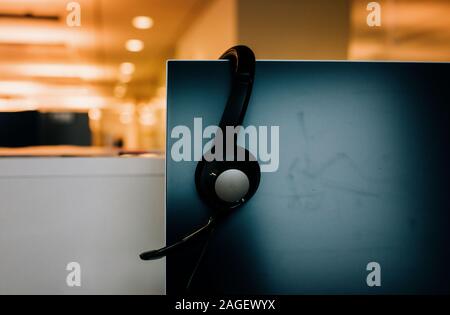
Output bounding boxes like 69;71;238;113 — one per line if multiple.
0;157;165;294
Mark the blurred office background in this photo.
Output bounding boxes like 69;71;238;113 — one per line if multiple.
0;0;449;155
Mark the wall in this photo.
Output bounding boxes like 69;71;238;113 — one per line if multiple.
176;0;351;60
238;0;351;60
176;0;238;59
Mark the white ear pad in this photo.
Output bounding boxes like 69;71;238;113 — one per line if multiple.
214;169;250;203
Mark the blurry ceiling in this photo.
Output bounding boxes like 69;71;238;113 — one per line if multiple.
0;0;208;110
350;0;450;61
1;0;449;112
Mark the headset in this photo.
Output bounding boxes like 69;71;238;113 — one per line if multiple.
140;45;261;261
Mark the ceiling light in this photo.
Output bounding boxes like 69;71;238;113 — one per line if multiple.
119;62;135;75
0;63;117;81
0;81;43;96
132;16;154;29
125;39;144;52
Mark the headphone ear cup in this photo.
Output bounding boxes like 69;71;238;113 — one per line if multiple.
195;146;261;210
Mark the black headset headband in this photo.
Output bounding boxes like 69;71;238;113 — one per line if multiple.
218;45;256;131
139;46;257;261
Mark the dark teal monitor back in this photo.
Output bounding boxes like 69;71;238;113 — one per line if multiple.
166;60;450;294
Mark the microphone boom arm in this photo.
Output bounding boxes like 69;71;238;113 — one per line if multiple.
139;217;216;260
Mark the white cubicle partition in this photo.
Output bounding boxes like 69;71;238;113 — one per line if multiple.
0;157;165;295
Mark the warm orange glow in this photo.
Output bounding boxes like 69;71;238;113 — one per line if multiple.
114;84;127;98
0;98;38;112
119;73;132;83
119;62;135;75
0;81;107;111
88;108;102;121
0;24;91;46
60;95;105;110
0;63;117;81
0;81;92;97
120;108;134;125
0;81;44;96
125;39;144;52
132;16;154;30
139;106;157;126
